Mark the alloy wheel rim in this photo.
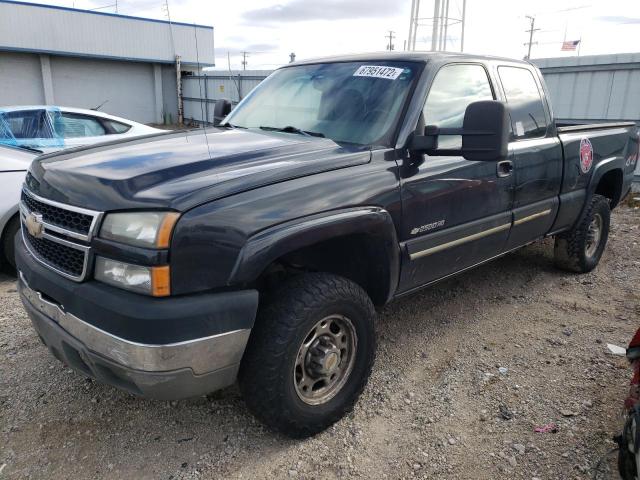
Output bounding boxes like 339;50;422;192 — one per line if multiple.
294;314;357;406
585;213;603;258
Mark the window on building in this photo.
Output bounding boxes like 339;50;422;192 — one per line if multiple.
498;66;548;139
423;64;494;149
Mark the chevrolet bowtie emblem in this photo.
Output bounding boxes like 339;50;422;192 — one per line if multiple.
25;212;44;238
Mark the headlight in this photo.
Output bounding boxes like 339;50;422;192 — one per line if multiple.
94;256;170;297
100;211;180;248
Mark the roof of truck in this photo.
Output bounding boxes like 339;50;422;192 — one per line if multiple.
289;51;532;67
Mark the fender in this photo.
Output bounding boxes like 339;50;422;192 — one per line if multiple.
228;207;401;303
578;157;625;218
561;158;624;234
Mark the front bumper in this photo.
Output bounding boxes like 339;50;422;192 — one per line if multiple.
16;236;259;400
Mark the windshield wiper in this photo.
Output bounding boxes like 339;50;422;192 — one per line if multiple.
259;125;325;138
222;122;247;129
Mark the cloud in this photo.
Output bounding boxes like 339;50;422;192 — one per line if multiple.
597;15;640;24
242;0;406;23
217;44;280;55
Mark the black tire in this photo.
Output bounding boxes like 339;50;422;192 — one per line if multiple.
2;215;20;271
239;273;376;438
554;194;610;273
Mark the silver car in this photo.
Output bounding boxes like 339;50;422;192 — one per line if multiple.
0;144;37;269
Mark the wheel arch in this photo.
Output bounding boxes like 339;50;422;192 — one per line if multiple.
592;166;624;208
228;207;401;306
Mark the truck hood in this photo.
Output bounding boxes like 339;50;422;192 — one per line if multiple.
26;129;371;211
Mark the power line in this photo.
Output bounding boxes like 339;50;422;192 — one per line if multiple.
524;15;540;60
385;30;396;50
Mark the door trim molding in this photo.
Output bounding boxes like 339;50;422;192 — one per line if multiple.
409;222;511;260
513;209;551;226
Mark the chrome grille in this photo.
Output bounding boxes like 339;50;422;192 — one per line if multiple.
21;191;93;236
20;188;102;281
24;233;86;277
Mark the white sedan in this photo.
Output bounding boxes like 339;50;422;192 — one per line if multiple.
0;105;163;153
0;107;168;269
0;144;38;269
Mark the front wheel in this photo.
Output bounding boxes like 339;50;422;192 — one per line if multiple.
239;273;376;438
554;194;611;273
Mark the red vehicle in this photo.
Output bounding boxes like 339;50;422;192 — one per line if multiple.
618;328;640;479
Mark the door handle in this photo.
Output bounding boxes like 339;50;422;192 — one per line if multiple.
497;160;513;178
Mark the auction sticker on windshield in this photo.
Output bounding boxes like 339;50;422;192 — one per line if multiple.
353;65;404;80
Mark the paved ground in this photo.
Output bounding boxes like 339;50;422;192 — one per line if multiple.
1;206;638;480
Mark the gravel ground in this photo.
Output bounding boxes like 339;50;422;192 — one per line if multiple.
1;206;638;480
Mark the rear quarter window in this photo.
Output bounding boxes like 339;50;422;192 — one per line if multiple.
105;120;132;134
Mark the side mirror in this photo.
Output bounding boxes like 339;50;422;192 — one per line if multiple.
460;100;510;161
213;99;232;126
409;100;510;162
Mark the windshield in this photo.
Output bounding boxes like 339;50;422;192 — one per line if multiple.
224;61;420;146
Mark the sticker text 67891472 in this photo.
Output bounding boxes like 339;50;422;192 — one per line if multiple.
353;65;404;80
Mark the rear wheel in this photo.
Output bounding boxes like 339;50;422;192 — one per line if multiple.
2;216;20;271
554;194;610;273
239;273;376;438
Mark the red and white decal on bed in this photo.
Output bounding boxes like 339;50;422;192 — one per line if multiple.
579;137;593;174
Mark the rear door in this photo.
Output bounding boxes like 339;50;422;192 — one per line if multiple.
496;66;563;249
398;62;514;293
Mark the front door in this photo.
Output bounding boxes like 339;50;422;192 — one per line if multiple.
398;63;514;293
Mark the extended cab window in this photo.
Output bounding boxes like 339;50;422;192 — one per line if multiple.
423;64;494;149
498;66;548;139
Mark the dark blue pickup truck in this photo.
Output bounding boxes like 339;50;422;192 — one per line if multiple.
15;52;638;437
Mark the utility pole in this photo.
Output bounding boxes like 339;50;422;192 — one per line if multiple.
289;52;296;63
460;0;466;52
411;0;420;50
431;0;440;51
241;51;249;70
524;15;540;60
442;0;450;51
385;30;396;51
407;0;416;51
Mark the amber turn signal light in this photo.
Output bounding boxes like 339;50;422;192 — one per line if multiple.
156;212;181;249
151;266;171;297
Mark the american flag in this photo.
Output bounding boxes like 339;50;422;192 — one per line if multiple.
561;40;581;51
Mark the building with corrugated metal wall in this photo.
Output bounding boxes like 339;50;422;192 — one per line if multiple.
532;54;640;123
0;0;214;124
532;54;640;178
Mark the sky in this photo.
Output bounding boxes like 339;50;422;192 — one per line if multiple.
34;0;640;70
